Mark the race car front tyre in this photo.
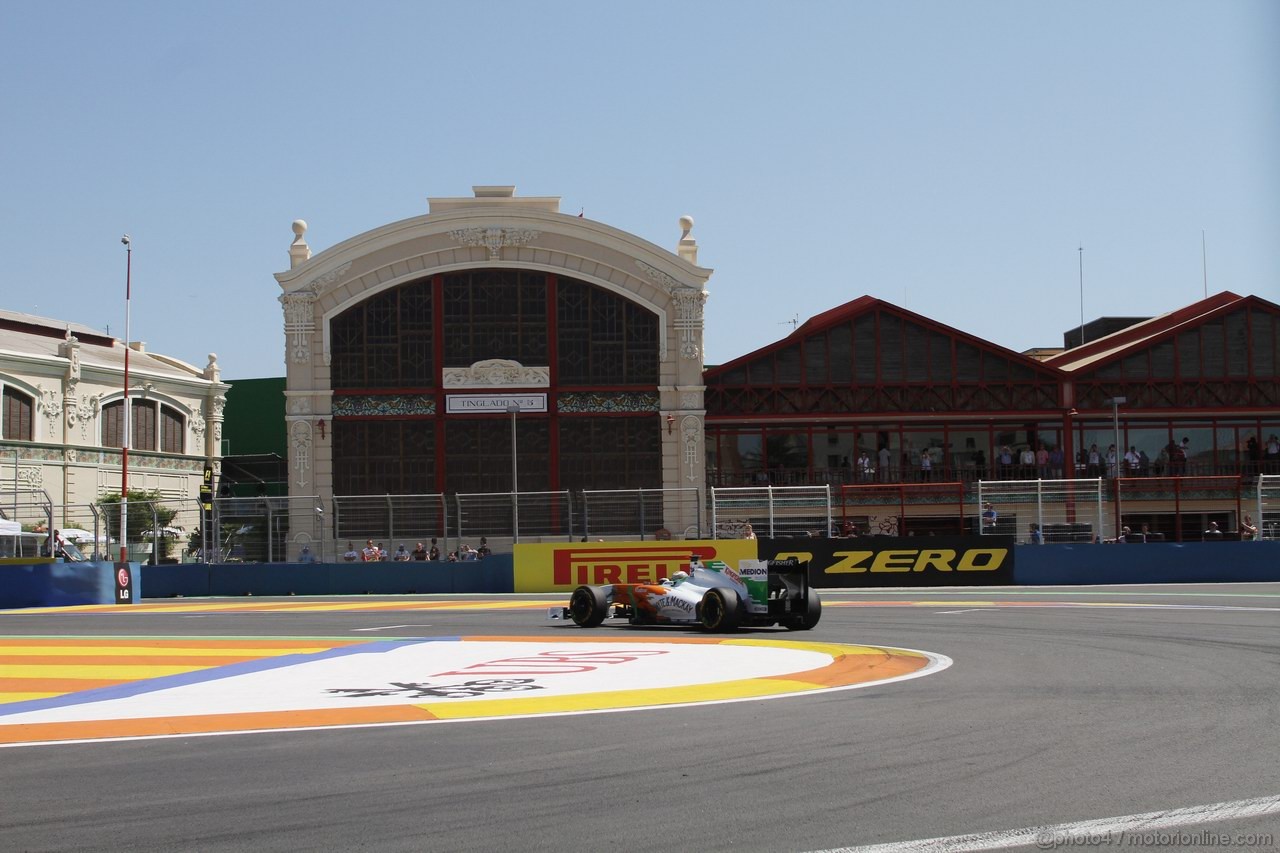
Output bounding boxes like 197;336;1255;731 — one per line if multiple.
700;587;743;632
569;585;608;628
784;589;822;631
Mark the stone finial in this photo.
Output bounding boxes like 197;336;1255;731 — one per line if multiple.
204;353;221;382
677;215;697;265
289;219;311;269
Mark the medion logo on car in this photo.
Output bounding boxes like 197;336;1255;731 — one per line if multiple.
774;548;1009;574
551;546;717;586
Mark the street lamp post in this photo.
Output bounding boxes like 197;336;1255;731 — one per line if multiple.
120;235;132;562
507;404;520;544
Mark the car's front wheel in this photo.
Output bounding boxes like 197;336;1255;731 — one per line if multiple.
569;585;608;628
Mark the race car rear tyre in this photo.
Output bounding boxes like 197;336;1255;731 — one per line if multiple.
700;587;743;632
784;589;822;631
569;585;608;628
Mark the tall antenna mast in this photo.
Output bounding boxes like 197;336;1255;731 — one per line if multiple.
1201;230;1208;298
1077;244;1084;348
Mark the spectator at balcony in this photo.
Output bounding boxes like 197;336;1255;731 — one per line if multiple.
411;541;428;560
878;445;891;482
343;542;359;562
1019;446;1035;478
1240;515;1257;541
460;544;478;561
298;545;318;563
429;538;441;561
1138;449;1151;476
1124;446;1140;476
1106;445;1119;479
1203;521;1223;540
1036;444;1049;478
1048;446;1064;479
920;448;933;482
997;445;1014;479
1087;444;1102;478
1266;435;1280;473
477;537;492;558
857;451;873;482
393;544;411;561
1116;526;1131;543
981;502;998;533
1167;439;1186;475
1028;523;1043;545
446;550;458;562
377;542;389;561
742;523;756;540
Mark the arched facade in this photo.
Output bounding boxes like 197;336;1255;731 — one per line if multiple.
275;187;712;530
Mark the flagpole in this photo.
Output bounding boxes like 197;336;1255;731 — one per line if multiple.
120;235;132;562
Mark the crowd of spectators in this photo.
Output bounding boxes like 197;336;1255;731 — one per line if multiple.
335;536;492;563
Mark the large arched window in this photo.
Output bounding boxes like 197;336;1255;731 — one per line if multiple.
102;400;186;453
2;386;33;441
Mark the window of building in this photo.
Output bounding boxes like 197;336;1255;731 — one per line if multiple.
101;400;186;453
2;387;33;441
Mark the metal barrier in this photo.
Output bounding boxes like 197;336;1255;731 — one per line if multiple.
977;479;1105;544
837;482;966;537
710;485;831;539
580;488;702;540
1114;475;1242;542
454;490;572;546
331;494;448;557
208;495;326;563
1259;475;1280;541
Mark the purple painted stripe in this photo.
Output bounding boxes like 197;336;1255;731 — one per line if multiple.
0;637;459;717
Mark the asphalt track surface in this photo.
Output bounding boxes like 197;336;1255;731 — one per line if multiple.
3;584;1280;853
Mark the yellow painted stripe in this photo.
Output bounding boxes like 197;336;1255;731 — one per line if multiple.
0;665;206;679
0;646;329;658
0;693;60;703
420;677;824;719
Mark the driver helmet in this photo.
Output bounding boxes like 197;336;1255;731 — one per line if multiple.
670;571;689;583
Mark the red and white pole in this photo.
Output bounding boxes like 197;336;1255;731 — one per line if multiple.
120;235;132;562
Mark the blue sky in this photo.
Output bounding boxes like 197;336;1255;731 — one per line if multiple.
3;1;1276;378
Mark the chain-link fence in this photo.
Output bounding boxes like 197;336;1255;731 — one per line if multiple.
580;488;702;540
332;494;449;554
710;485;832;539
1115;475;1243;542
976;479;1106;544
837;482;966;537
1259;474;1280;541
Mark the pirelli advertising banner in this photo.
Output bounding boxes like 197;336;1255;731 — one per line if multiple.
514;540;760;593
757;536;1016;588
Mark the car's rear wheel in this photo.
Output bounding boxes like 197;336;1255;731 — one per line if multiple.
784;590;822;630
569;585;608;628
700;587;743;632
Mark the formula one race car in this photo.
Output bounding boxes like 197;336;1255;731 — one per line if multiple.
550;556;820;632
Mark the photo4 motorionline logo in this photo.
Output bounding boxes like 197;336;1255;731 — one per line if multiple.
1035;829;1274;849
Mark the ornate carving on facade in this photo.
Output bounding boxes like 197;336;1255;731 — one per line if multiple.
290;420;312;490
212;395;227;418
442;359;550;388
190;409;206;441
448;227;541;260
65;392;100;442
679;391;701;409
287;396;313;415
304;261;352;295
681;416;701;483
634;260;680;293
280;291;318;364
17;465;43;489
670;289;708;361
332;394;436;417
65;448;77;464
38;385;62;429
557;391;660;414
